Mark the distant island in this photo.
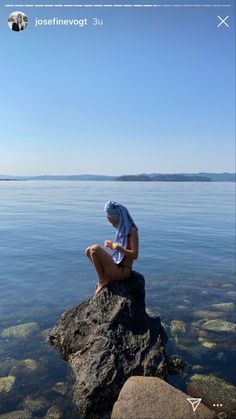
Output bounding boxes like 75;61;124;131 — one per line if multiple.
115;174;212;182
0;178;18;181
115;174;153;182
0;173;235;182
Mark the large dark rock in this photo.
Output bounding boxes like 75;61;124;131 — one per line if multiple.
48;271;168;418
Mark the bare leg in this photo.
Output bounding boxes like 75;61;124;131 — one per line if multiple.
85;245;130;295
85;246;98;290
90;245;131;280
89;248;109;294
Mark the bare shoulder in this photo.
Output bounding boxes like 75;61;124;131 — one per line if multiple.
130;227;138;238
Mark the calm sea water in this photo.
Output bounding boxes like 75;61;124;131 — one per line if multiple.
0;181;235;417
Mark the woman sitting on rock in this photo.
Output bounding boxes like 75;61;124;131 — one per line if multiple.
85;201;139;295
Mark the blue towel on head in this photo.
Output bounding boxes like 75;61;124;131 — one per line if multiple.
104;200;138;264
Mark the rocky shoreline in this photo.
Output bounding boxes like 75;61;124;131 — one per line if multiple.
47;271;236;419
1;271;236;418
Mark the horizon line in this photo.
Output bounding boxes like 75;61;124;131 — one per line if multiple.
1;171;235;177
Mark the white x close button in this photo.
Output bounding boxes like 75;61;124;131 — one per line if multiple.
217;16;229;28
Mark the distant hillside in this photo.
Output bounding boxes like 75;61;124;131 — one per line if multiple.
26;174;116;181
0;172;235;182
115;174;152;182
0;178;18;181
0;174;115;181
151;174;211;182
115;174;212;182
148;172;235;182
197;172;236;182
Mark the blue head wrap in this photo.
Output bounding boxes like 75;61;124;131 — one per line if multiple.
104;200;138;264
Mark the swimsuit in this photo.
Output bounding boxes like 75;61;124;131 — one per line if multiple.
117;262;132;274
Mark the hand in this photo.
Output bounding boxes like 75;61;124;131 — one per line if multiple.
104;240;119;250
104;240;113;249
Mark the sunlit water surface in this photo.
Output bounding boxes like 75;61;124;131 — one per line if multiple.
0;181;235;417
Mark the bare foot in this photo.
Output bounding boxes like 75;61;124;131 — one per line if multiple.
94;282;104;295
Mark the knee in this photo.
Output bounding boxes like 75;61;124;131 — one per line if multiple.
90;244;100;254
85;246;91;257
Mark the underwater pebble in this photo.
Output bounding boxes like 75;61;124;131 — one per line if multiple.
45;406;63;419
167;354;186;374
21;395;49;413
0;375;15;393
9;359;39;377
176;305;188;310
192;310;224;320
187;374;236;414
202;320;236;333
211;302;235;311
19;359;38;371
191;364;203;371
200;340;217;349
1;322;39;338
170;320;186;335
0;410;32;419
52;381;68;395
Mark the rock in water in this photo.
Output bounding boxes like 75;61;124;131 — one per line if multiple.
48;271;168;418
187;374;236;416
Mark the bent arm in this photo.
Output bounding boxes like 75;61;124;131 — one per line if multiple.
116;228;139;260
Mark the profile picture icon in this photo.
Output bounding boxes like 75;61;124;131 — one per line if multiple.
8;11;28;32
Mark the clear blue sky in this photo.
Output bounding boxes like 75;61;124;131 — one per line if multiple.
0;1;235;175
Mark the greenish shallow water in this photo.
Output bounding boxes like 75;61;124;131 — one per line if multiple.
0;181;235;417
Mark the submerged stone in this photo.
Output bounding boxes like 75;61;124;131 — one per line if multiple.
21;396;48;413
167;355;186;374
200;340;217;349
9;358;39;377
191;364;203;371
52;381;69;395
0;375;15;393
45;406;63;419
48;271;168;418
201;320;236;333
170;320;186;335
19;359;37;371
176;305;188;310
187;374;236;415
1;322;39;338
211;303;235;311
0;410;31;419
192;311;224;320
